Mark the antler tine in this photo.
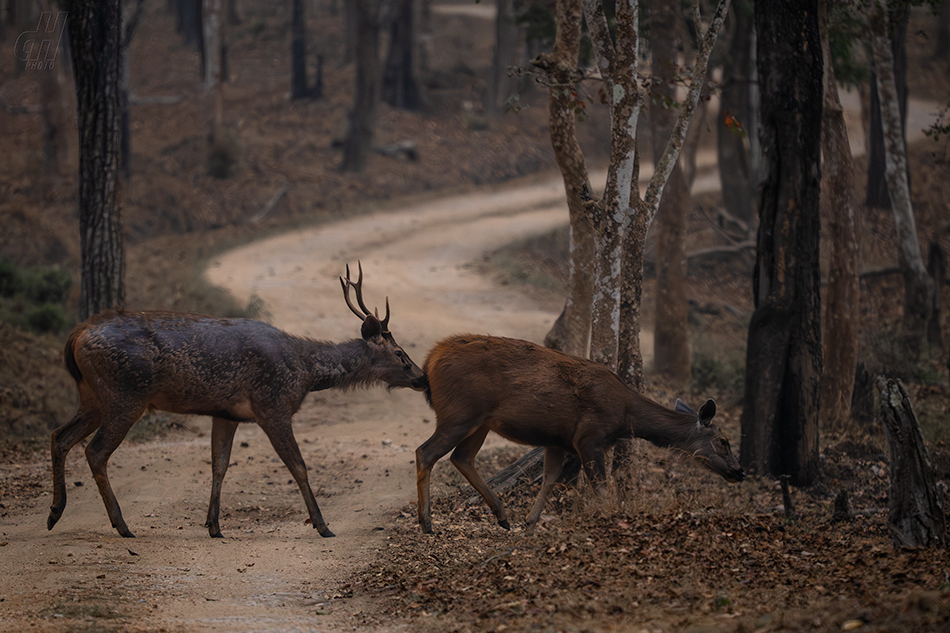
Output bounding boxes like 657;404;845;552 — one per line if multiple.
340;274;366;320
350;261;374;316
381;296;390;331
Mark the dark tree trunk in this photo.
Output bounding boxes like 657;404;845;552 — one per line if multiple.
877;377;947;549
382;0;422;110
66;0;125;320
341;0;381;173
866;4;909;210
716;0;756;227
291;0;311;100
484;0;519;116
649;0;691;388
342;0;357;67
818;0;859;431
175;0;202;49
740;0;822;487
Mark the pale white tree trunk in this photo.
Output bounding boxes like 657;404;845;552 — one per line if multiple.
868;0;933;349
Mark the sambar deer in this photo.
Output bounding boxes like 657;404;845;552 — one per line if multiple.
48;263;425;538
416;334;745;533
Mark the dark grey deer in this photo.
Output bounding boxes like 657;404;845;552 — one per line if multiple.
48;263;425;538
416;334;745;533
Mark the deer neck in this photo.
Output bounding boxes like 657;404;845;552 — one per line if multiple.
625;391;698;449
302;338;374;392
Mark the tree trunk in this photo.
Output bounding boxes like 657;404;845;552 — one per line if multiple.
587;0;640;372
382;0;423;110
818;0;859;432
740;0;822;487
38;2;71;181
291;0;310;99
342;0;357;67
716;0;756;228
203;0;223;141
868;0;933;354
533;0;593;358
341;0;381;173
649;0;691;388
485;0;520;116
66;0;125;320
866;4;908;210
175;0;202;49
877;377;947;549
618;0;730;388
927;241;944;351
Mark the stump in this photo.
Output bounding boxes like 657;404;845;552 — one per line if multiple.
876;377;947;548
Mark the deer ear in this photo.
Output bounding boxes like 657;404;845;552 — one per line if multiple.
674;398;696;415
361;314;382;340
698;399;716;426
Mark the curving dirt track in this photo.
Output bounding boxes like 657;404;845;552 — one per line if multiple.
0;93;937;631
0;172;588;632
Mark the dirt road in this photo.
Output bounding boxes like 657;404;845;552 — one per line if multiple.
0;172;583;632
1;92;938;631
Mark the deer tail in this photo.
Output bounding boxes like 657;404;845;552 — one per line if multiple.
62;327;84;384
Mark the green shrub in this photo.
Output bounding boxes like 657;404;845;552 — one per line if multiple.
0;259;23;297
0;260;73;334
24;267;72;304
25;303;69;334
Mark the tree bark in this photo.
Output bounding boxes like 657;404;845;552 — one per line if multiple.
291;0;311;100
203;0;223;141
877;377;947;549
341;0;382;173
618;0;730;388
382;0;423;110
485;0;520;116
866;4;909;210
818;0;859;432
740;0;822;487
533;0;593;358
38;2;71;181
66;0;125;320
649;0;691;388
868;0;933;354
716;0;756;227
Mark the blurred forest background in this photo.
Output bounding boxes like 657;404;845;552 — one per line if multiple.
0;0;948;483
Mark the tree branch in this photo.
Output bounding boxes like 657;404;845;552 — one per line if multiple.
642;0;731;224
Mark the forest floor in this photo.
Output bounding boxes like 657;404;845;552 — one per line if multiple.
2;2;950;632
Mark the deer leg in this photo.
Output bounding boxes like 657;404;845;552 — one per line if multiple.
48;407;102;531
415;418;482;533
575;440;608;496
525;446;567;534
260;419;334;537
205;417;239;538
449;424;510;530
84;408;145;538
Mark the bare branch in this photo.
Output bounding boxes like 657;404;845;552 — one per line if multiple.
642;0;731;224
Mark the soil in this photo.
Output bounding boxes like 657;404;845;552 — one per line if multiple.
2;3;950;633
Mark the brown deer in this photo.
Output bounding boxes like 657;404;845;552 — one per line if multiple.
416;334;745;534
48;263;425;538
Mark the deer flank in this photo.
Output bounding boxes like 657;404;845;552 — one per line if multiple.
416;334;744;533
48;263;424;538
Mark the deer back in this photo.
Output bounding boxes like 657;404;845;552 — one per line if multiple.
423;335;631;448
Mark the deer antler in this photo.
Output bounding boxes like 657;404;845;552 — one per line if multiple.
340;262;390;330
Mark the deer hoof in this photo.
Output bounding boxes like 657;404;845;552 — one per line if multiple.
47;509;62;531
498;519;511;531
318;526;335;538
